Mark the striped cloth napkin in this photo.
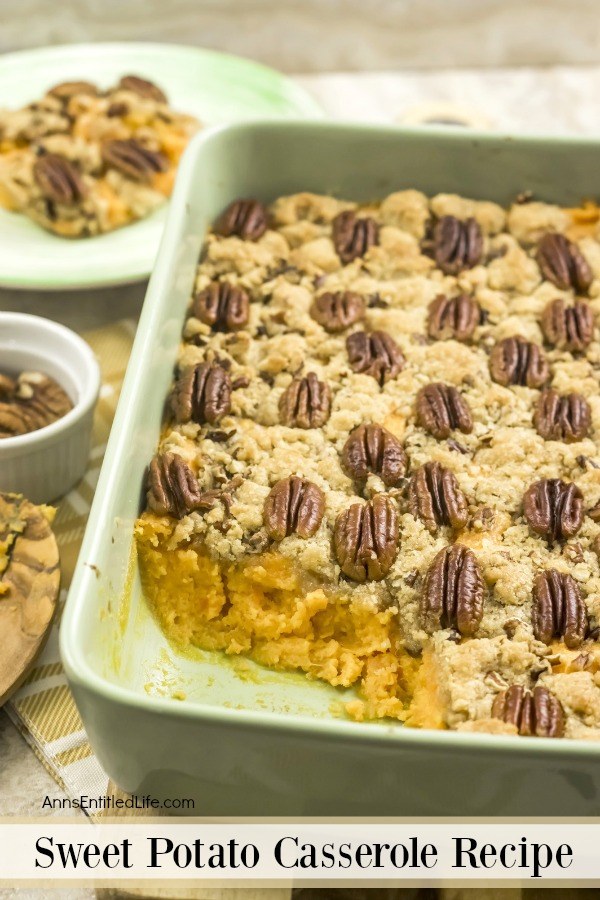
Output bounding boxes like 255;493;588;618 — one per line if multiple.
5;318;137;805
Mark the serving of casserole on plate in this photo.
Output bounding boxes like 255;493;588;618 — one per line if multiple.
0;43;323;289
0;72;198;238
62;123;600;815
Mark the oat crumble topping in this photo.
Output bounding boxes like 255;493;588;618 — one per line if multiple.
137;189;600;738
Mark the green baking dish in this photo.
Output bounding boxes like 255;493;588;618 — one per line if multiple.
61;121;600;816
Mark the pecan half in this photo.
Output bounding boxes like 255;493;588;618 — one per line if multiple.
346;330;405;386
332;211;379;264
279;373;331;429
333;494;399;582
427;294;480;342
192;282;250;332
489;336;549;388
532;569;587;649
492;684;565;738
310;291;366;332
536;232;593;294
533;389;591;443
171;362;232;426
409;462;469;533
341;423;407;486
263;476;325;540
541;298;594;352
107;102;129;118
0;400;31;439
0;371;73;438
215;199;268;241
48;81;98;100
147;452;208;518
421;544;484;636
523;478;584;543
416;383;473;439
430;216;483;275
33;154;86;205
102;139;167;182
118;74;167;103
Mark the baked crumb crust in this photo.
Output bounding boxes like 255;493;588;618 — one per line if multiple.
136;188;600;737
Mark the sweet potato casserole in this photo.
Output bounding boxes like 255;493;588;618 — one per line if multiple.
135;188;600;739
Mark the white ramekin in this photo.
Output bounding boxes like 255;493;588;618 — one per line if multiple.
0;313;101;504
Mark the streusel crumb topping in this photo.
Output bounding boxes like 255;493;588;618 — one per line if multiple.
142;189;600;735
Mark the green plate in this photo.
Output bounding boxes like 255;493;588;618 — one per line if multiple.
0;42;323;291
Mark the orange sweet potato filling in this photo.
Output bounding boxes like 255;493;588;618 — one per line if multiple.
135;512;436;723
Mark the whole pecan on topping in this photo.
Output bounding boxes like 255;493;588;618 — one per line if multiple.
333;493;399;583
192;282;250;332
492;684;565;738
532;569;587;649
118;75;167;103
332;210;379;264
171;362;232;426
409;462;469;533
310;291;366;333
427;294;480;342
489;336;549;388
533;389;591;443
279;373;331;429
420;543;484;636
48;81;98;100
147;452;211;518
541;298;594;352
102;139;167;183
523;478;584;543
215;199;268;241
263;476;325;541
416;383;473;440
341;423;407;486
536;232;593;294
33;154;87;205
430;216;483;275
346;330;405;386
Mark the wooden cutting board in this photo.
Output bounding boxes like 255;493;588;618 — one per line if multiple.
0;492;60;706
